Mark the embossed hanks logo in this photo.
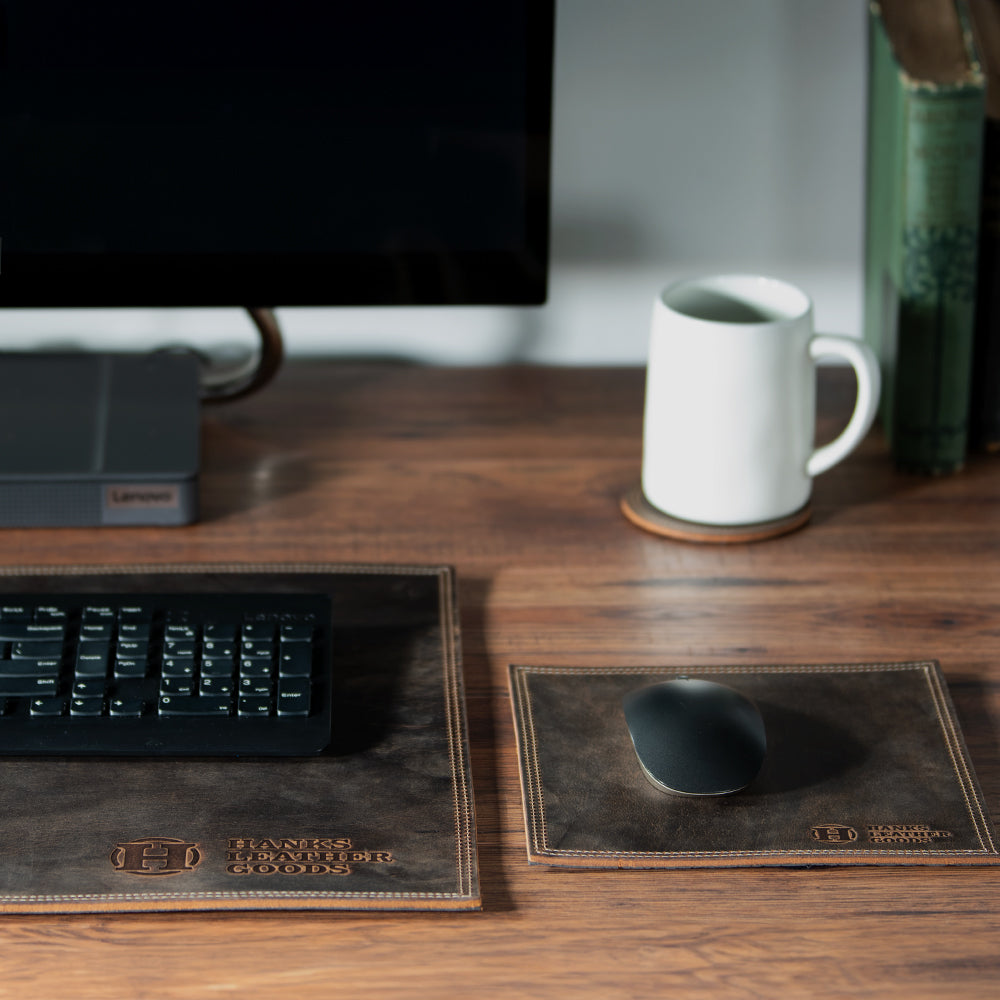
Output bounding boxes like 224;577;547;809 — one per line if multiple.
810;824;859;844
810;823;955;846
109;835;394;878
111;837;202;876
226;837;394;876
867;824;954;845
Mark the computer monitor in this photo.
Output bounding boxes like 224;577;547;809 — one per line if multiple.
0;1;553;526
0;0;553;309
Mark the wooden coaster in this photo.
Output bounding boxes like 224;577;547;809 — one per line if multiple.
620;484;811;544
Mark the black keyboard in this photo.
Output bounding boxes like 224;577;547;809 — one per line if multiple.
0;592;333;756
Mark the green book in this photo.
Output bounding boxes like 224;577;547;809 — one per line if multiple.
864;0;986;474
968;0;1000;452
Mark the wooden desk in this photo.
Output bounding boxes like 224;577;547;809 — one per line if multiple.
2;362;998;999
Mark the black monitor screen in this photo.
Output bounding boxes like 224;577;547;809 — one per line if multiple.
0;0;553;306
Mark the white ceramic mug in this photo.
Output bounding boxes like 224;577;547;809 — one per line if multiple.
641;274;880;526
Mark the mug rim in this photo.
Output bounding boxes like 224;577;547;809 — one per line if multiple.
658;273;813;327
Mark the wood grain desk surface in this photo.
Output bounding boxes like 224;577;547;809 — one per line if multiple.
1;362;998;999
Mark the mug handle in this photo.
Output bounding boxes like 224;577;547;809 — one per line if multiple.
806;335;881;477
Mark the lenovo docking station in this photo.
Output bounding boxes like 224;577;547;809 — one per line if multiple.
0;353;200;527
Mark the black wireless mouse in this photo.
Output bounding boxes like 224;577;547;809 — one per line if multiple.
623;678;766;796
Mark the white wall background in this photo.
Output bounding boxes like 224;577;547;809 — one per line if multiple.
2;0;869;365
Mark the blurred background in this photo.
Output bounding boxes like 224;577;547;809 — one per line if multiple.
1;0;868;366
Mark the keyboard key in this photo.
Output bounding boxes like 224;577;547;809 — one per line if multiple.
80;622;113;641
0;676;59;697
30;697;67;717
203;624;238;643
202;657;236;677
279;646;313;677
277;678;311;716
240;660;272;678
117;640;150;660
83;606;115;618
114;658;147;679
118;606;152;622
280;622;314;642
70;697;104;716
165;623;198;640
202;622;239;646
203;640;235;657
117;622;151;641
73;678;106;698
159;696;231;717
11;640;63;659
240;677;272;697
238;696;271;716
0;659;60;677
242;621;275;642
240;640;274;658
160;677;194;697
162;658;195;678
0;623;65;641
76;645;111;676
200;676;234;696
35;606;68;623
108;698;145;718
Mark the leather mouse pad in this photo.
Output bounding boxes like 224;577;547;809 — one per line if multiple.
509;662;999;868
0;564;479;912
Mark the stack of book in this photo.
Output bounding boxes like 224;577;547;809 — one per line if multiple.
864;0;1000;472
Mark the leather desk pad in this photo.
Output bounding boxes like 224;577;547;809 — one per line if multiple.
509;662;999;868
0;564;479;912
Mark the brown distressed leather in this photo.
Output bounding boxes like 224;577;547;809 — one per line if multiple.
509;662;999;868
0;564;479;912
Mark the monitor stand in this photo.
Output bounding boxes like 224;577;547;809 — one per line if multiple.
0;352;201;527
200;307;284;405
